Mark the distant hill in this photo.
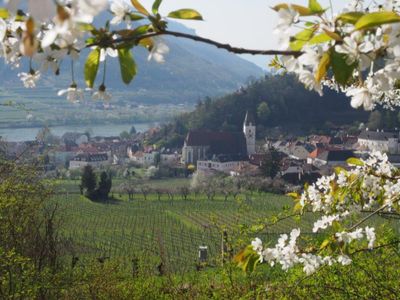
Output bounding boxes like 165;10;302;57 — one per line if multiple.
148;75;376;148
0;22;263;105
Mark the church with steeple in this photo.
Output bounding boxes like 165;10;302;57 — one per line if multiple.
181;111;256;167
243;111;256;156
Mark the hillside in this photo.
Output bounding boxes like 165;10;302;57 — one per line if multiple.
0;22;263;105
148;75;375;148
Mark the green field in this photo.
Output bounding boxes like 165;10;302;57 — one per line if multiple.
53;179;314;273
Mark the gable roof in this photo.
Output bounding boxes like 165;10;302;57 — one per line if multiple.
72;153;108;162
309;147;326;159
359;130;398;141
317;150;355;162
185;130;247;156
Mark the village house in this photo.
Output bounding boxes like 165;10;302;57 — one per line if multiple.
160;151;181;165
69;152;110;169
313;149;355;167
357;129;400;154
127;148;160;166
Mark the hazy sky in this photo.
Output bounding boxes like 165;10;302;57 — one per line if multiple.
140;0;347;68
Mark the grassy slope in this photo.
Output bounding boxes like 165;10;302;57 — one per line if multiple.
52;179;316;273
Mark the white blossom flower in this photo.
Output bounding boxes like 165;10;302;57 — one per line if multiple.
298;70;323;96
6;0;55;21
148;38;169;63
337;255;352;266
72;0;109;23
251;237;263;253
34;48;66;73
18;70;40;88
92;85;112;101
336;228;364;244
346;86;374;110
365;227;376;249
335;32;374;69
100;47;118;62
110;0;131;25
313;215;339;233
58;84;84;103
0;19;7;41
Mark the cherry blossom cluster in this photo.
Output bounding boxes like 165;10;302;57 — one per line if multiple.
0;0;170;103
252;151;398;274
274;0;400;110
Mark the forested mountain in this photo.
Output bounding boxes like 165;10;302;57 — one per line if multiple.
0;22;263;105
149;75;384;148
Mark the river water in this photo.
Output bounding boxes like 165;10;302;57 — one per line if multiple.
0;123;154;142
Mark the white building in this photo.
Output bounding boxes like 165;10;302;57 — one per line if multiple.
357;129;400;154
69;152;110;169
127;149;159;166
197;160;246;174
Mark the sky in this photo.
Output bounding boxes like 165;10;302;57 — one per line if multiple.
140;0;347;68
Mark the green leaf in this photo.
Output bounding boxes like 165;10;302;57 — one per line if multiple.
128;13;145;21
315;51;331;82
234;246;259;273
308;33;333;45
118;47;137;84
168;9;203;20
355;11;400;30
84;49;100;88
78;23;95;32
273;3;313;16
152;0;162;14
336;12;364;25
286;192;299;199
320;238;331;251
346;157;364;166
308;0;323;13
334;166;347;175
331;50;356;86
290;27;316;51
0;8;9;19
131;0;150;16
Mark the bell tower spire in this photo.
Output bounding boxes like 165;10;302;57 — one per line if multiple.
243;111;256;155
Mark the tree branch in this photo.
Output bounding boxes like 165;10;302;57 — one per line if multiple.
350;240;400;255
89;30;303;57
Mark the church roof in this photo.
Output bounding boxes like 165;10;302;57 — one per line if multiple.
185;130;247;156
244;111;255;126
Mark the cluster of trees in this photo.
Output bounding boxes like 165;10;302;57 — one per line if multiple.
80;166;112;201
147;74;374;148
117;173;294;202
119;125;137;140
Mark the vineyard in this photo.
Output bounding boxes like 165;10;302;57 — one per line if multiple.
52;179;318;273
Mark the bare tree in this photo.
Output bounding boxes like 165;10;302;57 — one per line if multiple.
154;188;165;201
178;186;190;201
139;185;150;201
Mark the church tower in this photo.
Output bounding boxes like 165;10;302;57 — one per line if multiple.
243;111;256;155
